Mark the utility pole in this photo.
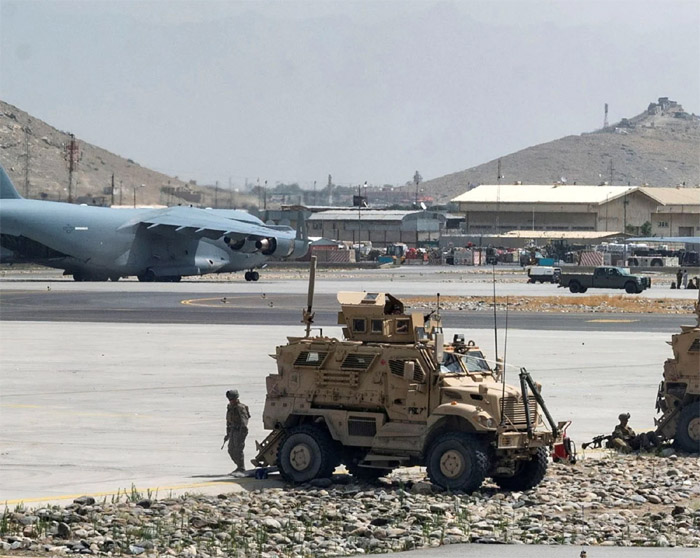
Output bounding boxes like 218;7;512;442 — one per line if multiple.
110;173;115;206
609;158;614;185
23;126;31;197
228;177;233;208
496;159;503;234
214;180;219;208
327;174;333;205
63;133;80;203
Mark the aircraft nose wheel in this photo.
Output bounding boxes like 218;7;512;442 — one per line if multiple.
244;271;260;282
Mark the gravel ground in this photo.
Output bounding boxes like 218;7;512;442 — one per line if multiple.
1;453;698;557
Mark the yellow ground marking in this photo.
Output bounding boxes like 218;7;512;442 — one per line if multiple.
3;481;234;506
586;319;639;323
181;296;241;307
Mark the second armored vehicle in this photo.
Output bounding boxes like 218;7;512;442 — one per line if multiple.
253;261;563;492
655;291;700;453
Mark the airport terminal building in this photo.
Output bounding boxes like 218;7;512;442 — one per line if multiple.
452;184;700;237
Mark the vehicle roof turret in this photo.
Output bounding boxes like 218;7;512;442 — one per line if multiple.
336;291;440;344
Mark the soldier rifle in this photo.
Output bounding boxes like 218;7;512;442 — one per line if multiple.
581;434;612;449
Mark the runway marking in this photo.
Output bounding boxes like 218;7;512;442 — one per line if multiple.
586;318;640;323
2;481;234;506
181;296;243;307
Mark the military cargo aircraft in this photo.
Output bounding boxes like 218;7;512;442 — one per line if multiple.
0;166;308;281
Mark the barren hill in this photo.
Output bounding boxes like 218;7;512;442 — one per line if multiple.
0;100;216;206
422;98;700;204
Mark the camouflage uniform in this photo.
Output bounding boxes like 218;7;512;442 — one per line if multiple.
226;391;250;472
609;413;658;452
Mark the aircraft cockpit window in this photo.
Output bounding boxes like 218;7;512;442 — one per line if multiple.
353;318;366;332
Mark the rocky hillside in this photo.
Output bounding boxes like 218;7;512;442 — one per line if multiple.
422;98;700;204
0;100;218;206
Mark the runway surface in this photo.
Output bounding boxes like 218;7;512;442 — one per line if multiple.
0;265;692;332
1;268;696;557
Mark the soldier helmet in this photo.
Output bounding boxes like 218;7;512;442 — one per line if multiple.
618;412;630;421
226;389;239;400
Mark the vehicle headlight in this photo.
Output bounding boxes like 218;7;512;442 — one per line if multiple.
477;415;496;429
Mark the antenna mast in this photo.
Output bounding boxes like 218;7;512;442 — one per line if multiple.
603;102;609;128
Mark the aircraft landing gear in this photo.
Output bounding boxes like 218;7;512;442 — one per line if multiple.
137;270;156;282
244;270;260;282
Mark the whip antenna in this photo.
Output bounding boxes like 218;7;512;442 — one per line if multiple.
492;265;498;361
303;256;317;337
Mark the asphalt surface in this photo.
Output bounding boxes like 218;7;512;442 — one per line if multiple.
1;267;696;558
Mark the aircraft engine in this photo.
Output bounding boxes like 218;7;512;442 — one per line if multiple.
290;238;309;259
255;237;294;257
224;235;258;253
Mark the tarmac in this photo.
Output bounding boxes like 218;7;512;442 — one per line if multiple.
0;267;696;557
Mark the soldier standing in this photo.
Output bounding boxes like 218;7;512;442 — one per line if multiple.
224;389;250;475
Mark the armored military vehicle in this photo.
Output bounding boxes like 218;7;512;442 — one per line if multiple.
655;291;700;453
253;258;563;492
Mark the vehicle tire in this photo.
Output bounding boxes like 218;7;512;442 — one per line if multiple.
569;282;580;293
244;271;252;281
493;447;549;491
625;281;637;294
579;287;588;293
651;259;662;267
73;272;84;282
674;403;700;454
251;271;260;281
277;424;337;483
426;432;489;493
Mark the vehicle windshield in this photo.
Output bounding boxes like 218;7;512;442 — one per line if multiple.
618;267;631;275
440;351;491;375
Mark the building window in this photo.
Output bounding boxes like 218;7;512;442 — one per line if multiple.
312;222;322;230
657;221;668;228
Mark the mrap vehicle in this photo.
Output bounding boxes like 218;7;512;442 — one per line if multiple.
253;259;563;493
655;290;700;453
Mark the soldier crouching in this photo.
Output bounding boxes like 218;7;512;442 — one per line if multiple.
607;412;659;452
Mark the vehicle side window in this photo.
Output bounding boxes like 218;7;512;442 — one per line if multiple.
396;319;410;334
371;319;383;333
353;318;366;333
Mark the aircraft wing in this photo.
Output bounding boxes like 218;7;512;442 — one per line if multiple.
125;206;293;241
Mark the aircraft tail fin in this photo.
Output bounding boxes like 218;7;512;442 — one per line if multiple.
296;210;308;241
0;166;22;199
292;210;310;258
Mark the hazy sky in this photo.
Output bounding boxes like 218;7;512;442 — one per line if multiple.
1;0;698;188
